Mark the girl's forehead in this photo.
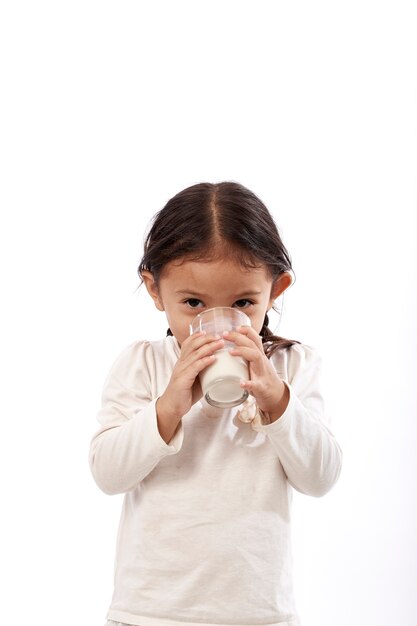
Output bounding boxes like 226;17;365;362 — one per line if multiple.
167;242;264;270
160;257;271;284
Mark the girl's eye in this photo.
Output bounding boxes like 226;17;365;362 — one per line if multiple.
233;299;253;309
184;298;204;308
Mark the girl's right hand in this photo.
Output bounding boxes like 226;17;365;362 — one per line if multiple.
156;332;224;431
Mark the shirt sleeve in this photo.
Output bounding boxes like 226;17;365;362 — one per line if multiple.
88;342;184;495
259;343;343;497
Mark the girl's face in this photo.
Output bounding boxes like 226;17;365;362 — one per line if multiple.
142;257;292;347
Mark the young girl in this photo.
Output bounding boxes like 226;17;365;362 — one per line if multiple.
89;181;342;626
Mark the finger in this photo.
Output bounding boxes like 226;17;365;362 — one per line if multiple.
182;331;224;355
224;326;264;350
194;338;225;359
175;347;220;384
237;325;265;348
238;378;258;398
229;345;265;365
239;378;254;392
239;377;269;398
184;338;225;368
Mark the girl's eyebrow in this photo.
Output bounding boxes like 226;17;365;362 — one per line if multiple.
175;289;262;297
176;290;208;297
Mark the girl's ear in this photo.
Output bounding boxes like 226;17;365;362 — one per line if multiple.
268;272;293;308
141;271;165;311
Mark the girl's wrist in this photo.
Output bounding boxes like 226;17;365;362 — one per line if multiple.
259;381;290;423
156;395;183;445
156;393;183;423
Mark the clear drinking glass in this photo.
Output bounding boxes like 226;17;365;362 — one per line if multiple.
189;306;251;408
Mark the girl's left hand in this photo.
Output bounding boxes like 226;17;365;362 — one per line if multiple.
223;326;290;422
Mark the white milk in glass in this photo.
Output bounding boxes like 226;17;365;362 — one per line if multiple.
199;349;249;407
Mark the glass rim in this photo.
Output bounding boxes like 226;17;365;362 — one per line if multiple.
189;306;251;333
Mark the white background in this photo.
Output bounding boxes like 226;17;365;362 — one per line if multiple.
1;1;416;625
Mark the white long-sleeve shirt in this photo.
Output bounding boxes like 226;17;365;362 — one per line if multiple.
89;336;342;626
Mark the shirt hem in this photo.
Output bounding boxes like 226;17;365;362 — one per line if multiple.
108;609;300;626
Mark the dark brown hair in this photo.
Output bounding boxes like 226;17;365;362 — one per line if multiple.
138;181;301;356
